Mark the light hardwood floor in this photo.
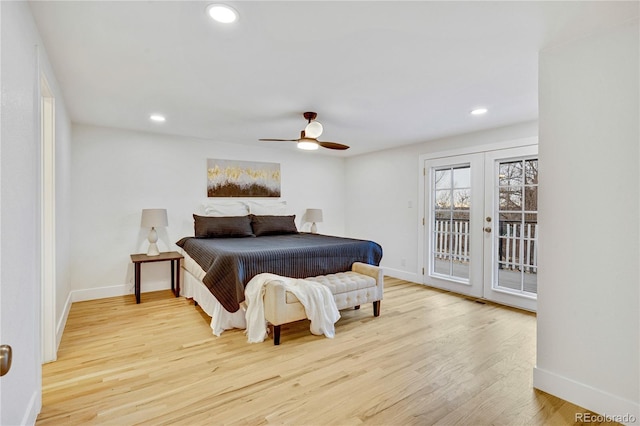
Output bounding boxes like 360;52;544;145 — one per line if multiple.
37;278;614;425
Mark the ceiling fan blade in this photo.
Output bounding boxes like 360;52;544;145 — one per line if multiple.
318;141;350;150
261;113;348;150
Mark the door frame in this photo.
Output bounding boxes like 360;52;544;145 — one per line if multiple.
418;137;538;303
40;72;57;362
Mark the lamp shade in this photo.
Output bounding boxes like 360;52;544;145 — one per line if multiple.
141;209;168;228
306;208;323;223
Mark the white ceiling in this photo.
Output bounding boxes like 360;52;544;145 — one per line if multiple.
29;1;638;157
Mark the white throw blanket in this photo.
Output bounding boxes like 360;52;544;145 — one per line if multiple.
244;273;340;343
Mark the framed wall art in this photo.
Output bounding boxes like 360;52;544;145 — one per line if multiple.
207;159;281;197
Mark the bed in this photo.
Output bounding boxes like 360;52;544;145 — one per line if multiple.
174;210;383;336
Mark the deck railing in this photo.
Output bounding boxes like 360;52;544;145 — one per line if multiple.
434;220;470;262
434;220;538;273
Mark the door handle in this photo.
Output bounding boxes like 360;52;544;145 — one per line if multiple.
0;345;12;377
484;227;492;233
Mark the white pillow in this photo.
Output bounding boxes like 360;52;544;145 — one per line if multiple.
202;201;249;217
248;200;287;215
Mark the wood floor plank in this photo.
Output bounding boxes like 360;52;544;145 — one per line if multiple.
37;281;613;425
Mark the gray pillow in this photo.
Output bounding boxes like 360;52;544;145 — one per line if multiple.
251;215;298;236
193;214;254;238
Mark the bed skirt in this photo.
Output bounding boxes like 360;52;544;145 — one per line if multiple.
178;247;247;336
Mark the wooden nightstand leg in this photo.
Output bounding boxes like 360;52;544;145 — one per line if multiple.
135;262;141;304
175;259;180;297
171;260;175;295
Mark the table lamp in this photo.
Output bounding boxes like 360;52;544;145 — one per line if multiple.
141;209;168;256
306;208;323;234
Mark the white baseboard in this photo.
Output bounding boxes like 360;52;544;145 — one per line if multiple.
70;282;172;303
22;389;41;426
56;292;73;352
382;267;419;284
533;367;640;425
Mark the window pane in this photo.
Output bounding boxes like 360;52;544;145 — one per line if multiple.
435;190;451;209
525;160;538;185
435;169;451;189
453;166;470;188
498;268;522;291
524;270;537;294
524;186;537;211
434;256;450;275
499;161;523;186
499;187;522;211
499;212;521;223
452;261;469;280
453;211;470;222
435;210;451;221
524;213;537;227
453;189;470;210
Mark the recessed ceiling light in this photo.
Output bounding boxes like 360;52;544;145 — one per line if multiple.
470;108;488;115
149;114;166;122
206;4;238;23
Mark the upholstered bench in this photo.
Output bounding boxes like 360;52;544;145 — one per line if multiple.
263;262;383;345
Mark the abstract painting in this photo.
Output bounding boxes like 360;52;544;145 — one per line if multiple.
207;159;281;197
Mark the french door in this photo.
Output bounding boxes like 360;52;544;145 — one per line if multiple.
424;145;538;311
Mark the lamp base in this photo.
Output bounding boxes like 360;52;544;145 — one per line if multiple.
147;243;160;256
147;227;160;256
311;222;317;234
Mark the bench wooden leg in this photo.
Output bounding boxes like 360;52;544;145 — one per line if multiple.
273;325;281;345
373;301;380;317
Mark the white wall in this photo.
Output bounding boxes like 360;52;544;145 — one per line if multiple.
0;1;72;424
535;19;639;421
344;121;537;282
69;124;346;298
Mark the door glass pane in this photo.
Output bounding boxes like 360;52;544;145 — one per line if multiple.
495;158;538;295
453;189;471;210
499;161;523;185
435;169;451;189
524;186;538;211
435;190;451;209
524;160;538;185
499;187;522;211
432;165;470;283
453;167;470;188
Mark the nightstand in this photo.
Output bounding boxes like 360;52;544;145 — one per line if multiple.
130;251;183;304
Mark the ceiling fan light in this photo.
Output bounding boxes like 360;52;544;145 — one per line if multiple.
297;141;319;151
304;121;323;138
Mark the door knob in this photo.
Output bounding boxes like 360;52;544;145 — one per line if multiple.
484;227;492;233
0;345;12;377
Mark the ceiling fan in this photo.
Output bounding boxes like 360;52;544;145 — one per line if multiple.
259;112;350;151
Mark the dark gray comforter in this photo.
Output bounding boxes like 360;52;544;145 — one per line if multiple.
176;233;383;312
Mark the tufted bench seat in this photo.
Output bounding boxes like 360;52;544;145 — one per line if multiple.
263;262;383;345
